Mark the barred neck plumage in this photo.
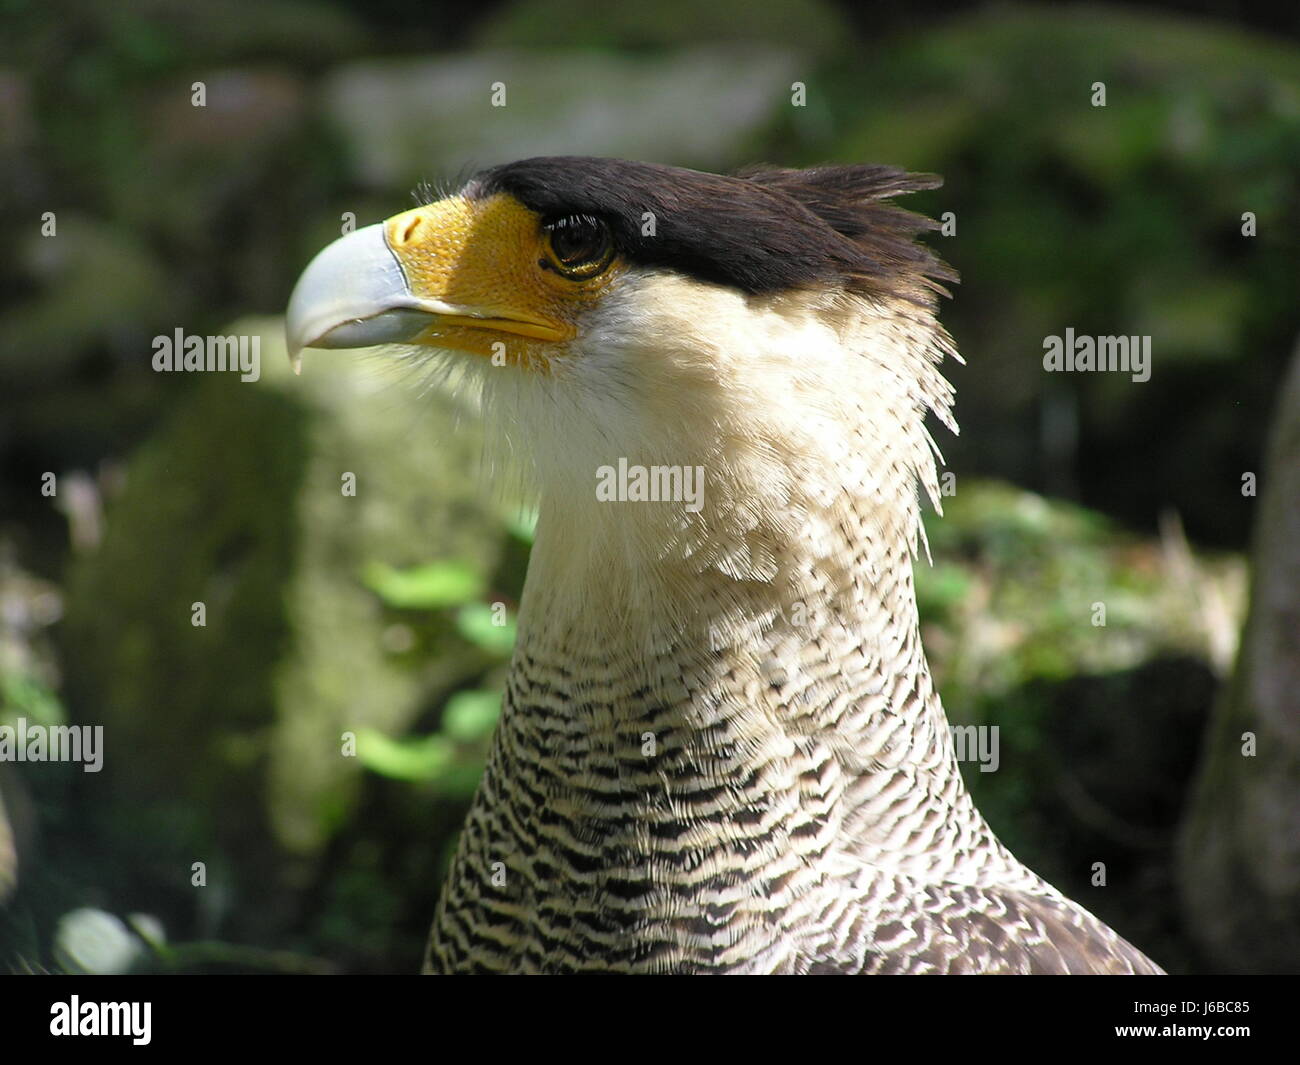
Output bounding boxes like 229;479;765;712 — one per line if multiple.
509;486;1012;882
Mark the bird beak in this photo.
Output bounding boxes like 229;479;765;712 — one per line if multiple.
285;197;575;373
284;224;430;373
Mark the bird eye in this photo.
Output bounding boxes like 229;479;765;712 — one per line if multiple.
541;214;614;279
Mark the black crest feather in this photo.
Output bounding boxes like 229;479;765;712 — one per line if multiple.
468;156;955;304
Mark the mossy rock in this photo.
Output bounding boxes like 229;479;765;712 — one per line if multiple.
918;479;1245;715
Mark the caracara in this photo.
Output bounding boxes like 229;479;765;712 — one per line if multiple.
285;156;1163;975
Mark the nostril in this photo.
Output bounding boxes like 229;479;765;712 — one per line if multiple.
396;215;421;245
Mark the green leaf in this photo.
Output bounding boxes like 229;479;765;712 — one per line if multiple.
455;602;517;656
441;690;502;743
355;727;455;781
361;560;485;610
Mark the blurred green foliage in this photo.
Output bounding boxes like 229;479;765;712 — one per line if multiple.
362;559;486;610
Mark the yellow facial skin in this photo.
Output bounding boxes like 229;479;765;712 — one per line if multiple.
383;194;622;370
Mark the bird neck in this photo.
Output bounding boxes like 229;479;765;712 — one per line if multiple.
469;294;1018;890
496;486;1006;883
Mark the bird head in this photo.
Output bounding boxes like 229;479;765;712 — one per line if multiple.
287;157;959;594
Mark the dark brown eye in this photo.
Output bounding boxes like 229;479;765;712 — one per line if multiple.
542;214;614;279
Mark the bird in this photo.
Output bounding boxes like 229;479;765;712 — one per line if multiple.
285;155;1164;974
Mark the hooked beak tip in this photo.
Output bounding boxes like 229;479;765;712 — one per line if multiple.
284;222;416;372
